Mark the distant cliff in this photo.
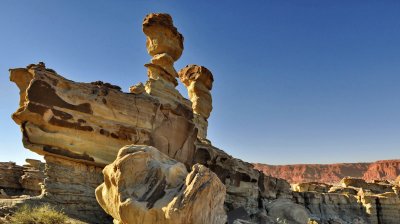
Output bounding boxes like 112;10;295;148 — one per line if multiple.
253;159;400;184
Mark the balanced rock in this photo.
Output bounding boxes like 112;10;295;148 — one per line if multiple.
143;13;187;105
95;145;227;224
179;65;214;139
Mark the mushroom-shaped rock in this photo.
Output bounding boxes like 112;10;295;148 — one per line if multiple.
142;13;187;105
179;65;213;140
143;13;183;61
179;64;213;118
95;145;227;224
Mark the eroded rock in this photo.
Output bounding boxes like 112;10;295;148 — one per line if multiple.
10;63;196;167
95;145;226;224
179;65;213;139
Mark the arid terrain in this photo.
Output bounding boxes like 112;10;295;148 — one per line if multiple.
254;159;400;184
1;13;399;224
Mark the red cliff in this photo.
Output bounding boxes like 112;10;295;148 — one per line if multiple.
253;159;400;184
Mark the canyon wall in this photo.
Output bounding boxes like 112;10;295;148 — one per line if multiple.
254;159;400;184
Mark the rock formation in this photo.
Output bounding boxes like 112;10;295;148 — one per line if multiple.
5;12;400;224
292;182;332;193
0;162;23;196
0;159;44;197
142;13;188;106
10;62;196;168
254;159;400;184
96;145;226;224
19;159;45;196
179;65;213;140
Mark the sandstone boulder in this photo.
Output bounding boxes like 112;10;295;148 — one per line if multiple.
95;145;226;224
266;199;310;224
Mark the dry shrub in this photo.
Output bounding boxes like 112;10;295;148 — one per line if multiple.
9;204;68;224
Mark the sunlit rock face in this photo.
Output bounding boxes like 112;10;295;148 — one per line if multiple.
95;145;227;224
10;63;196;168
142;13;189;106
179;65;213;140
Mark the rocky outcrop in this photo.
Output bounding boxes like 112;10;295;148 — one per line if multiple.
142;13;188;106
292;182;332;193
0;159;44;197
7;12;400;224
293;176;400;224
19;159;45;196
179;65;213;140
362;160;400;181
0;162;23;196
254;159;400;184
10;62;196;168
95;145;226;224
341;177;395;194
41;155;112;223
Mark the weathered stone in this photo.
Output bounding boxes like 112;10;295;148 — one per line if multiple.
10;63;196;168
292;182;332;193
179;65;213;140
341;177;394;194
129;82;145;94
266;199;310;224
259;174;292;200
95;145;226;224
0;162;23;196
142;13;188;106
19;159;45;196
42;155;112;223
193;142;260;218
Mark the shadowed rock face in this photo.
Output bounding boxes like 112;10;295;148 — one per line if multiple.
95;145;227;224
10;63;197;167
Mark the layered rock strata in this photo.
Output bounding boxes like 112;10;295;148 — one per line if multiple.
19;159;45;196
142;13;188;106
293;177;400;224
179;65;213;140
254;159;400;184
0;162;23;196
7;12;400;224
41;155;112;223
10;62;196;168
95;145;226;224
0;159;44;197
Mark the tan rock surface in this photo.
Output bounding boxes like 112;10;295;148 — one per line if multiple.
19;159;45;196
0;162;23;195
292;182;332;193
95;145;226;224
10;63;196;167
341;177;394;194
179;65;213;140
142;13;188;106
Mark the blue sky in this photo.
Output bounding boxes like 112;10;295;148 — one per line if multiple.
1;1;399;165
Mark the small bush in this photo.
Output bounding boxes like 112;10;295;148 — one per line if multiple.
9;204;68;224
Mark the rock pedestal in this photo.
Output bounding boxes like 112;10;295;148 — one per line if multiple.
142;13;187;106
179;65;213;140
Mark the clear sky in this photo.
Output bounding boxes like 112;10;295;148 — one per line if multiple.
0;1;399;165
